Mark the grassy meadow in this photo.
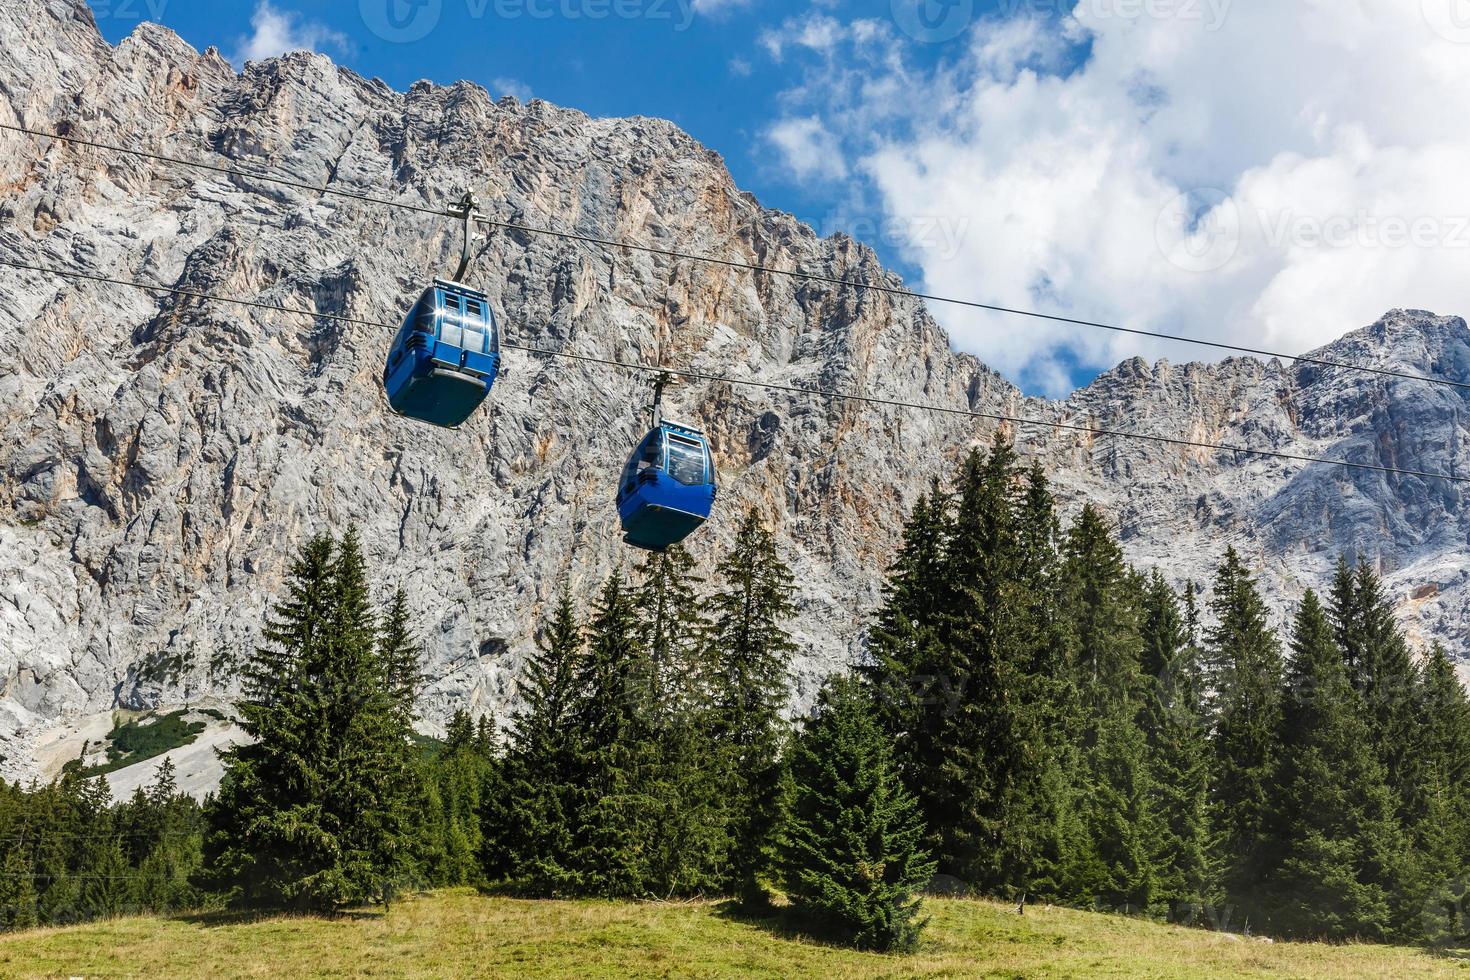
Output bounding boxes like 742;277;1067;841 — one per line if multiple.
2;889;1468;979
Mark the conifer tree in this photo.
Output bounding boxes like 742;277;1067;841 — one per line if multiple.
570;572;662;897
933;439;1028;887
1328;560;1427;824
202;529;419;911
327;528;419;906
125;759;205;914
201;533;336;908
1137;571;1212;918
1417;643;1470;860
475;715;496;755
418;719;497;889
1001;463;1081;903
445;709;475;752
859;482;953;778
0;846;37;930
379;589;423;729
1059;506;1156;913
1405;643;1470;941
708;511;798;906
502;586;586;895
78;835;130;921
1206;547;1285;916
634;546;709;715
632;548;732;897
779;675;937;952
1266;591;1401;940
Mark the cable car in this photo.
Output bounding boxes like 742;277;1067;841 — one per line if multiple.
617;420;717;551
382;277;500;428
381;190;500;428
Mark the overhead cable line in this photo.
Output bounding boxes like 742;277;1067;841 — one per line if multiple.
0;872;194;881
4;121;1467;394
0;122;447;218
0;256;1458;487
0;829;201;843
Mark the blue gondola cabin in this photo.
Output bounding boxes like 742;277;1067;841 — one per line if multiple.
617;422;717;551
383;278;501;428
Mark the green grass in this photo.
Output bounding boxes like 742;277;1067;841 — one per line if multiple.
80;710;207;776
1;889;1467;978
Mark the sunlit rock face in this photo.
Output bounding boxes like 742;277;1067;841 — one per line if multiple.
2;0;1467;780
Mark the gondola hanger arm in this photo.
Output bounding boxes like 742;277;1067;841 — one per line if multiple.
649;371;677;429
450;190;482;284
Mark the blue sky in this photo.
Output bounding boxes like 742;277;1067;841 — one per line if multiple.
87;1;1470;396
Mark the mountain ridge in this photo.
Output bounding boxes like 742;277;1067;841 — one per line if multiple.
2;0;1467;781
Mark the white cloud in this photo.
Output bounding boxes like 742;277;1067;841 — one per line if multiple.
761;13;852;61
768;116;848;182
491;77;533;101
692;0;756;15
767;2;1470;395
232;2;348;66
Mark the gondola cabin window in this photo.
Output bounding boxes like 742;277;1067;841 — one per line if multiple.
665;433;708;485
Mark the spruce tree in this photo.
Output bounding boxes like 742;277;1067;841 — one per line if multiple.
202;529;419;911
125;759;205;915
933;439;1028;888
1206;547;1285;918
861;441;1075;899
708;511;798;906
445;709;475;752
1407;644;1470;942
1059;506;1156;913
632;547;732;898
1417;643;1470;864
0;846;37;930
779;675;937;952
78;835;131;921
571;572;662;897
201;532;337;909
1002;463;1082;904
502;586;586;894
1267;591;1400;940
379;588;423;730
326;528;419;906
634;546;709;716
1137;570;1212;919
1328;560;1426;824
419;723;497;889
859;482;953;781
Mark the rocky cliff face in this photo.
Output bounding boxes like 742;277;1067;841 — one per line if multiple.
2;0;1467;780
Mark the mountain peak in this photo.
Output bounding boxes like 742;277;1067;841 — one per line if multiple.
2;2;1468;783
